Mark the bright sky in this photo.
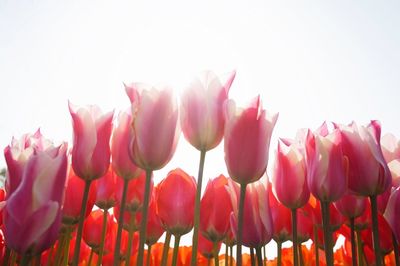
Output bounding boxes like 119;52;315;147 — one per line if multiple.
1;0;400;259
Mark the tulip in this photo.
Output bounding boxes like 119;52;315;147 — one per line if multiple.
381;133;400;163
338;120;392;266
95;168;117;210
272;138;309;266
198;233;221;265
145;188;165;246
125;82;180;265
69;102;113;265
180;70;235;266
224;95;277;265
230;181;273;265
388;159;400;187
83;210;113;250
200;175;233;242
3;136;68;257
384;187;400;243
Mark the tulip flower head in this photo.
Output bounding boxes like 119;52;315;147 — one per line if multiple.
69;102;114;180
125;83;180;171
180;70;235;151
381;133;400;163
224;96;278;185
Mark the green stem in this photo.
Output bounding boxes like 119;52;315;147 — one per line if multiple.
225;244;228;266
10;250;16;266
88;249;94;266
236;183;247;266
321;201;333;266
298;244;304;266
393;233;400;266
256;247;263;266
71;179;92;266
250;248;255;266
313;225;319;266
3;247;10;266
370;195;382;266
96;209;109;266
291;208;298;266
54;231;66;266
213;241;219;266
113;178;129;265
34;254;41;266
190;150;206;266
350;218;357;266
263;245;267;266
356;230;364;266
137;169;153;266
207;258;211;266
146;244;152;266
171;235;181;266
229;246;233;266
46;246;54;266
277;241;282;266
20;253;31;266
126;210;137;266
63;227;73;266
160;232;171;266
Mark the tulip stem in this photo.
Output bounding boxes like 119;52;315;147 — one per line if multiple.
299;244;304;266
161;232;171;266
356;230;364;266
229;245;233;266
20;253;31;266
54;230;66;266
88;249;94;266
236;183;247;266
171;235;181;266
213;241;219;266
126;210;137;266
190;150;207;266
114;178;130;265
370;195;382;266
313;225;319;266
97;209;109;266
393;233;400;266
256;247;263;266
72;179;92;266
321;201;333;266
277;241;282;266
263;245;267;266
46;246;54;266
3;247;10;266
137;169;153;266
10;250;16;266
63;226;73;266
146;244;152;266
291;208;299;266
225;244;228;266
250;247;255;266
350;218;357;266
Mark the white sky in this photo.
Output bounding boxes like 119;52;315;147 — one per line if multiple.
1;0;400;259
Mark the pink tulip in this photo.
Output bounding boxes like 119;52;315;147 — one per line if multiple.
381;133;400;163
156;168;196;236
3;136;68;254
388;160;400;187
224;96;278;185
200;175;233;242
111;111;142;180
383;187;400;242
229;181;273;248
4;129;51;195
333;192;367;219
95;168;118;210
305;123;347;202
272;139;309;209
180;70;235;151
125;83;180;170
69;102;114;180
338;121;392;196
268;183;291;243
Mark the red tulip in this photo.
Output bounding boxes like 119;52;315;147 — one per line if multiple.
83;210;113;249
311;198;345;231
62;169;97;224
200;175;233;242
0;188;5;226
381;133;400;163
180;70;235;151
95;168;117;210
297;204;313;243
333;192;367;219
125;83;180;170
272;139;309;209
230;181;273;248
116;169;152;212
362;213;393;255
111;111;142;180
156;168;196;236
338;121;392;196
384;187;400;242
68;232;92;264
268;183;291;243
198;233;221;259
69;102;113;180
3;136;68;254
305;123;347;202
224;96;278;185
142;188;164;246
113;205;141;232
